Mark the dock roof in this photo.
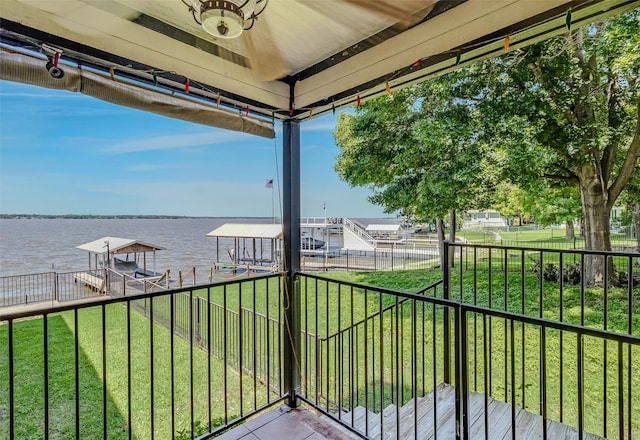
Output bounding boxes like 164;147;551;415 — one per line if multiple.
207;224;283;240
76;237;165;255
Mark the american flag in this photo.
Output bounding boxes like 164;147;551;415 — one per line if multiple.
265;179;273;188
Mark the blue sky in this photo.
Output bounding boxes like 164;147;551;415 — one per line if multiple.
0;80;388;218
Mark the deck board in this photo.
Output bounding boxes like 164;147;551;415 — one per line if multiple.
73;272;105;293
216;384;606;440
335;384;605;440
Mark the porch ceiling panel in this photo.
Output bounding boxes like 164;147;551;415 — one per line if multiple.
297;0;639;115
0;0;291;109
296;0;557;106
1;0;637;126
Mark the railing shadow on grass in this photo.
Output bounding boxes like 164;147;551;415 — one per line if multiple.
0;314;129;439
0;273;286;440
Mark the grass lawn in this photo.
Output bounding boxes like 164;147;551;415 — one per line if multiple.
457;227;638;248
313;267;639;438
0;300;271;439
1;265;638;438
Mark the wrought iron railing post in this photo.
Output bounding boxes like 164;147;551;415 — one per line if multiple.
54;273;59;302
443;239;451;384
455;305;470;440
456;305;471;439
283;273;301;408
283;118;301;408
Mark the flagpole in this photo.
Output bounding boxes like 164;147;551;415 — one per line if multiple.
272;186;275;223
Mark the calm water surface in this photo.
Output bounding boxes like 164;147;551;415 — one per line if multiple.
0;218;272;277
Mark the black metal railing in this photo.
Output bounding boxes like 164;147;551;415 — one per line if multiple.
0;273;285;440
0;270;109;307
448;243;639;439
301;245;440;272
1;243;638;439
296;243;639;439
129;282;284;395
450;244;638;334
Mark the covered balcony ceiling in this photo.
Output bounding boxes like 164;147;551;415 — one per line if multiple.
1;0;637;126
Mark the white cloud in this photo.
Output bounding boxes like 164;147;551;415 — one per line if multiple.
301;119;338;132
101;130;253;154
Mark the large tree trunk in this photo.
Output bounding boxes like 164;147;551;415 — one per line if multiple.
580;175;613;285
565;219;575;240
449;209;456;244
632;201;640;251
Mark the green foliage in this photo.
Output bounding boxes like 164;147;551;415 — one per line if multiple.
334;11;640;252
491;182;528;222
334;77;499;220
521;183;582;227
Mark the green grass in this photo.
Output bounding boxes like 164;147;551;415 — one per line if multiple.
1;266;638;438
500;228;573;242
308;267;639;438
0;315;127;440
0;300;270;439
458;227;638;248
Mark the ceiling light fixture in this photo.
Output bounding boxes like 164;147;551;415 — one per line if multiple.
184;0;268;39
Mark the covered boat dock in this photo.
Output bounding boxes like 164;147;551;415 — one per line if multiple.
207;224;283;273
75;236;166;292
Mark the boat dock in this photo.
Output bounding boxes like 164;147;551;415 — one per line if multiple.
73;272;106;293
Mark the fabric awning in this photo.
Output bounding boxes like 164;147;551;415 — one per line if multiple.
0;49;275;139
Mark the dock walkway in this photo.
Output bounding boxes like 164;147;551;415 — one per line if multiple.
73;272;106;293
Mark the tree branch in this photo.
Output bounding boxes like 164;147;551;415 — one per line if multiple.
529;62;578;125
608;104;640;208
601;76;621;183
543;173;580;184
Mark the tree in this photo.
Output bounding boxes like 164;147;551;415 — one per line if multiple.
491;183;528;226
334;84;495;217
334;79;500;264
522;184;582;240
334;12;639;283
471;12;640;283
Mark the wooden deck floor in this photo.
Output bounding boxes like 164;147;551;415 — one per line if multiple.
215;405;359;440
216;384;603;440
339;383;604;440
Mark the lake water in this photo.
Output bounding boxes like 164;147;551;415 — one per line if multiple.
0;217;271;277
0;217;390;277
